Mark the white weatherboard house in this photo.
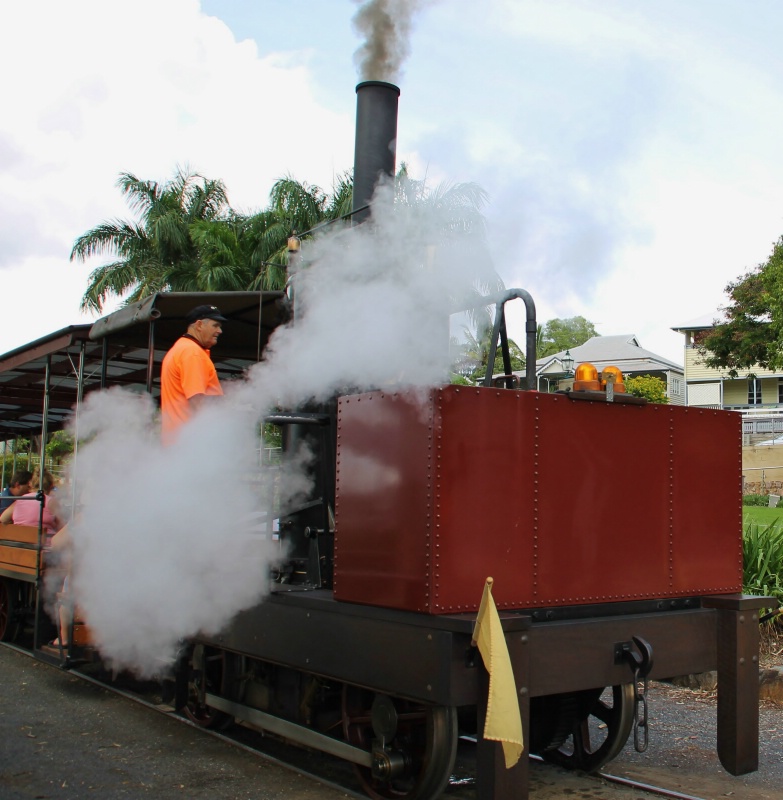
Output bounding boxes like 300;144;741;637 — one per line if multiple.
530;334;685;404
671;312;783;491
670;312;783;411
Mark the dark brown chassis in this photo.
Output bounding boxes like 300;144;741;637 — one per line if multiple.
180;590;771;800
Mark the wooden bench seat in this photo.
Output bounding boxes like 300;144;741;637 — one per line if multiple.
0;525;44;581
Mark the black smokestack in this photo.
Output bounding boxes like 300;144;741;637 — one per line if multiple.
351;80;400;225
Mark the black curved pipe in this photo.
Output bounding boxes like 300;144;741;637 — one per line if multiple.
483;288;538;390
459;288;538;390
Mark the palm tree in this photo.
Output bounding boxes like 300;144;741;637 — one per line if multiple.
186;213;260;292
70;168;230;312
70;165;502;314
246;173;354;291
394;165;504;303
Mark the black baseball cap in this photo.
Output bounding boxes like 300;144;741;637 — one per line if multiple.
186;305;227;324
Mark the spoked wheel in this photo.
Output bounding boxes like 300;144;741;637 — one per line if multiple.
538;684;635;772
341;685;458;800
0;578;21;642
183;644;235;731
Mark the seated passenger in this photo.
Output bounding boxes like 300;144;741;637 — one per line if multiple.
0;469;63;543
0;470;32;512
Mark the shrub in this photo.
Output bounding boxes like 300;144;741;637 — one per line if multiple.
744;494;771;506
743;520;783;604
625;374;669;403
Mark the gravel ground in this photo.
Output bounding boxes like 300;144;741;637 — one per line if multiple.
0;646;351;800
607;680;783;800
2;644;782;800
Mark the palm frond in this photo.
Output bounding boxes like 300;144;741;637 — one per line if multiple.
70;221;150;262
325;172;354;220
80;255;165;313
152;211;194;262
185;179;229;222
270;176;327;234
115;173;160;220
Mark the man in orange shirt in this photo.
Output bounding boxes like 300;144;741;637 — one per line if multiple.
161;305;226;443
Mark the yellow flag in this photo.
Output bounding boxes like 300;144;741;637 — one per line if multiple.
472;577;524;768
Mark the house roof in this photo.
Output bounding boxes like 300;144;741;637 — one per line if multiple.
670;311;727;332
534;334;682;377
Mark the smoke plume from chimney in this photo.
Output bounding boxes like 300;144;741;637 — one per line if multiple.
352;0;430;83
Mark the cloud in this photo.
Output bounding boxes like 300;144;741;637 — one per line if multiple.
394;0;783;361
5;0;783;367
0;0;355;352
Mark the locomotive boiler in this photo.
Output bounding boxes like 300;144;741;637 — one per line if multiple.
0;79;772;800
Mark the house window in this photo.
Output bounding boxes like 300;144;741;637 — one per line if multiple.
779;379;783;404
748;378;762;405
671;377;682;395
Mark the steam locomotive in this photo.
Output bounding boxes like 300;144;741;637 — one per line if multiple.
0;81;772;800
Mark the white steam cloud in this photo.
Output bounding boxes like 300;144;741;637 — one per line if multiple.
64;184;497;677
65;390;278;676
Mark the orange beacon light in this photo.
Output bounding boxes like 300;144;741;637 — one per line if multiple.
573;362;600;392
600;365;626;393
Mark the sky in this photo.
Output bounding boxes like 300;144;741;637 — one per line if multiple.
3;0;783;364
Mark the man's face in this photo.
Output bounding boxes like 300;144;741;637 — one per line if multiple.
195;318;222;349
11;481;30;496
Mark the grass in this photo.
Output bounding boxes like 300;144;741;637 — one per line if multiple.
740;506;783;665
744;506;783;526
744;508;783;663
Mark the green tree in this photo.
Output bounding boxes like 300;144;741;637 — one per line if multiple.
71;168;232;312
251;173;354;289
625;374;669;404
0;438;31;480
699;236;783;376
394;165;503;303
71;164;500;314
537;316;599;358
70;169;360;312
45;430;75;465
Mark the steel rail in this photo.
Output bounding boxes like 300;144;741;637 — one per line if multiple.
599;770;709;800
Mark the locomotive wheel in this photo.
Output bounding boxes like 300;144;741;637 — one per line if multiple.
540;684;635;772
183;645;235;731
341;685;458;800
0;578;21;642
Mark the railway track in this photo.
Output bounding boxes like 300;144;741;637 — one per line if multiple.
2;640;716;800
